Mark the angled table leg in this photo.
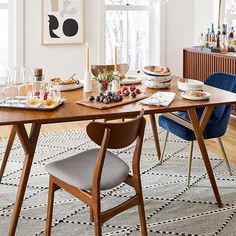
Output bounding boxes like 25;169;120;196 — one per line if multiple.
8;123;41;236
149;114;161;160
0;126;16;183
188;107;222;208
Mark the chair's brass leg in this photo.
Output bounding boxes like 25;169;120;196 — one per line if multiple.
187;141;194;187
160;131;169;163
217;137;232;175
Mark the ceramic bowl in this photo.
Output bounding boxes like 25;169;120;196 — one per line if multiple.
143;66;171;76
144;79;172;89
177;79;204;91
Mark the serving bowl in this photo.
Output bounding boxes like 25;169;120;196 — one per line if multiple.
143;65;171;76
144;79;172;89
177;79;204;91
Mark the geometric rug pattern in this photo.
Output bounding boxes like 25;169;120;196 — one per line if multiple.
0;124;236;236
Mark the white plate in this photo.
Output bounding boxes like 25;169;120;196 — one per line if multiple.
59;82;83;91
120;77;142;85
181;91;210;100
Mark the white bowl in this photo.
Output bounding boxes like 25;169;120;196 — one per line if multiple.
145;74;172;83
177;79;204;91
143;66;171;76
144;79;171;89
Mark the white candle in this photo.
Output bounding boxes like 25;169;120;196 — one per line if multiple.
85;43;90;72
114;46;118;72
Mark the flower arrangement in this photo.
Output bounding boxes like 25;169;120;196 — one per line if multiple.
93;68;119;92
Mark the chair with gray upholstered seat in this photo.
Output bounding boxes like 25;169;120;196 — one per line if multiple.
45;109;147;236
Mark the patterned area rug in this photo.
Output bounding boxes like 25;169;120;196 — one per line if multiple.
0;125;236;236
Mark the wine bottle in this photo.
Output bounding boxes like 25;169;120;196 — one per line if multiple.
216;25;221;48
211;23;216;48
228;27;234;46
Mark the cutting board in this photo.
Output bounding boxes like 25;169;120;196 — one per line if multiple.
76;94;147;109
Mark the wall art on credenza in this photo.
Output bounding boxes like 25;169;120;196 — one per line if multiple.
42;0;83;45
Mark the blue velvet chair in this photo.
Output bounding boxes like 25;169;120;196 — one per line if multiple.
158;72;236;186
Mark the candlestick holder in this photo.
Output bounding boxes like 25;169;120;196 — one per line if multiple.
83;71;92;92
111;71;120;92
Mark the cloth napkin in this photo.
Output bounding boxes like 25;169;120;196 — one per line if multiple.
140;92;176;107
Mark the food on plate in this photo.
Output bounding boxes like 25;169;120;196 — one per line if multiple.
189;90;207;97
153;66;170;73
51;77;78;85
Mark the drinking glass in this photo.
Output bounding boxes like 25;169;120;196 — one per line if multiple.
0;68;9;103
220;35;228;54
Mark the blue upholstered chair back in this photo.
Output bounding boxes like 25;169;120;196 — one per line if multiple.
205;72;236;122
158;72;236;141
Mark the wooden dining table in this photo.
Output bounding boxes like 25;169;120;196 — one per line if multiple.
1;76;236;236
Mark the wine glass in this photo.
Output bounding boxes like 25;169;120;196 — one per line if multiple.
0;68;9;104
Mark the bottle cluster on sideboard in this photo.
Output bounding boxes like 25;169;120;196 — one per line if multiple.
198;23;235;53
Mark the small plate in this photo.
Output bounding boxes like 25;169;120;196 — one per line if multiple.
59;82;83;91
181;91;210;100
120;77;142;85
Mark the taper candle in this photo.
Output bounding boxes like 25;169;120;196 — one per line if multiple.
85;43;90;72
114;46;118;72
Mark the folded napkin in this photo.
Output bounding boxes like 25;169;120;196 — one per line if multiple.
140;92;176;107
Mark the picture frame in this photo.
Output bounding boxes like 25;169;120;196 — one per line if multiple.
42;0;83;45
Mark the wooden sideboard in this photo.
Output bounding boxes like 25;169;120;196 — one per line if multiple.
183;48;236;114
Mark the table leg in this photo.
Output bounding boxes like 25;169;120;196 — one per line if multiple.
149;114;161;160
0;126;16;183
188;108;222;208
8;123;41;236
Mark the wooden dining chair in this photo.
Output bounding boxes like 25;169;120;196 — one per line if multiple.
158;72;236;186
45;109;148;236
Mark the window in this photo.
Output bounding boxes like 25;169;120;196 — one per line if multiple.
101;0;152;71
0;1;9;69
0;0;23;70
220;0;236;31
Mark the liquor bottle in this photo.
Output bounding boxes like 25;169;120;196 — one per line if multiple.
222;24;227;35
199;33;205;48
210;23;216;48
228;27;234;46
216;25;221;48
205;28;210;48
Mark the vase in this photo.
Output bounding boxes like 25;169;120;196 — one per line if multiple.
97;81;110;93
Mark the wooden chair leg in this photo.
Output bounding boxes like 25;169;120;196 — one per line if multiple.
137;193;148;236
92;205;102;236
90;207;94;222
45;176;58;236
187;141;194;187
149;114;161;160
217;137;232;175
0;126;16;183
160;131;169;163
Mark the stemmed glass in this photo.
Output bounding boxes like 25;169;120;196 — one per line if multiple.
0;68;9;104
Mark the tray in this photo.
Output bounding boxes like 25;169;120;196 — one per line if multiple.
0;97;66;111
76;94;147;110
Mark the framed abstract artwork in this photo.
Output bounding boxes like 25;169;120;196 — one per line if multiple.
42;0;83;45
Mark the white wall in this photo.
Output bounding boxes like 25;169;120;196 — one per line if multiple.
164;0;215;77
24;0;100;80
23;0;216;80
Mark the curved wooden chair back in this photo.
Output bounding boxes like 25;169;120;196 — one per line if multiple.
90;64;129;77
86;109;145;149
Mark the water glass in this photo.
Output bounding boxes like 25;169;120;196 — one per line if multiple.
220;35;228;54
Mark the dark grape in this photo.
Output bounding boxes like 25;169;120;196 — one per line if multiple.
88;95;95;102
131;91;136;98
96;96;100;102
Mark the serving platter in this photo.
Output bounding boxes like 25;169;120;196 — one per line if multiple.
59;82;83;91
0;97;66;110
76;94;147;110
120;77;143;85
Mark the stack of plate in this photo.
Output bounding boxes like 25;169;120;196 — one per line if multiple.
143;66;172;89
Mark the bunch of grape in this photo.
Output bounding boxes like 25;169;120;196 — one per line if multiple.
88;91;123;104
